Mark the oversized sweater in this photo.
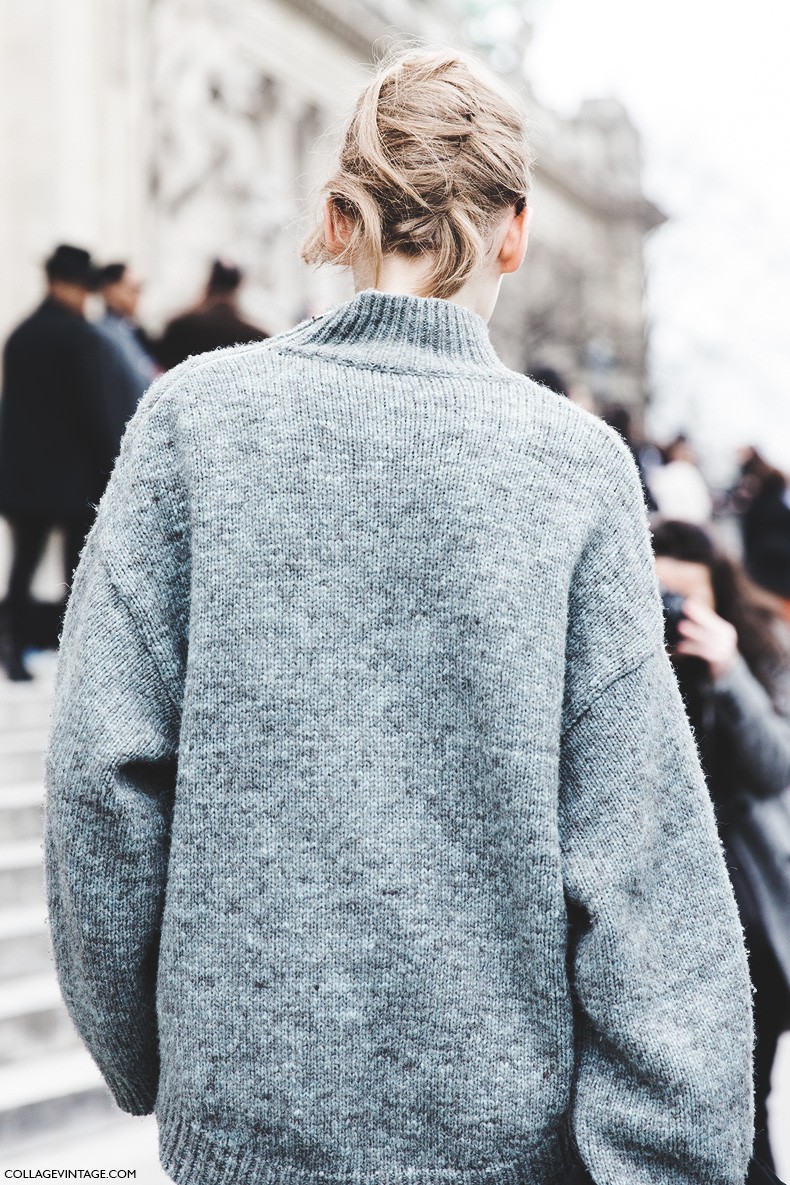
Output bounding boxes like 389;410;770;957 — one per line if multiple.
44;289;754;1185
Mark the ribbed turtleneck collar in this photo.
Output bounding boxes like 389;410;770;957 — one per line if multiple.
281;288;508;377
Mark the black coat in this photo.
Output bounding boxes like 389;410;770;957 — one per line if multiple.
742;485;790;599
154;298;267;371
0;297;131;519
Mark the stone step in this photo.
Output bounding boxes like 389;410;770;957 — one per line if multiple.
0;727;49;745
0;648;58;695
0;696;52;734
0;674;54;708
0;732;48;786
0;839;44;909
0;972;78;1065
0;1045;113;1149
0;905;50;980
0;1111;169;1178
0;782;44;841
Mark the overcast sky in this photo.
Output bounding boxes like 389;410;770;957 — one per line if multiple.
521;0;790;481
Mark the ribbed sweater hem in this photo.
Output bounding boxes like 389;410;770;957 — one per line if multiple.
157;1100;574;1185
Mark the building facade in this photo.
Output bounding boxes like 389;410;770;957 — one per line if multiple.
0;0;663;414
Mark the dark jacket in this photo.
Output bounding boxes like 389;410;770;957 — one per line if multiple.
742;485;790;599
154;298;267;371
677;653;790;989
0;297;130;519
95;309;159;411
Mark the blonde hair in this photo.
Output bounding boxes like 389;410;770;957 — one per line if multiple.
302;48;534;301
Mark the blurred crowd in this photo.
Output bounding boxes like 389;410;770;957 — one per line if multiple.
0;243;269;684
0;241;789;1168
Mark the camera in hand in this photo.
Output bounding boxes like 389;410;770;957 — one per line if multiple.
659;589;715;777
660;590;686;649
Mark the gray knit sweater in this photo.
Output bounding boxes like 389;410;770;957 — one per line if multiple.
44;289;754;1185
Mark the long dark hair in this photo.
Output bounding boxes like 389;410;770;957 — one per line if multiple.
652;518;789;707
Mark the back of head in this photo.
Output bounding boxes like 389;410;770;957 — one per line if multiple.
302;48;533;300
98;262;127;289
207;258;243;297
652;518;715;566
530;366;568;398
600;402;633;443
742;450;787;498
44;243;100;291
663;434;694;465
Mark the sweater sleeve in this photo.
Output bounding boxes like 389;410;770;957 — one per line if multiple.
44;376;189;1115
713;653;790;799
558;434;754;1183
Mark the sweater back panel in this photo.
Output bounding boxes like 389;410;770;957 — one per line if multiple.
161;347;578;1163
44;290;755;1185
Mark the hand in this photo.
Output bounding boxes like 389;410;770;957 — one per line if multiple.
675;597;738;682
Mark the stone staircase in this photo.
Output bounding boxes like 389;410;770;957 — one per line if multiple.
0;655;117;1150
2;655;789;1173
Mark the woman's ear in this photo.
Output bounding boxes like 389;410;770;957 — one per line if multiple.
497;203;532;276
323;198;353;257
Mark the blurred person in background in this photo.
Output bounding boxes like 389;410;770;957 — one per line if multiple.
648;433;713;523
96;261;160;410
654;518;790;1173
154;257;268;370
566;380;596;414
0;244;131;681
527;363;568;397
600;402;659;512
729;447;767;516
736;449;790;620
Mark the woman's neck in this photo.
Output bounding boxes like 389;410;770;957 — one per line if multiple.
352;252;503;324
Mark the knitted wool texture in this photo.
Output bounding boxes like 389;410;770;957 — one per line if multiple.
45;290;754;1185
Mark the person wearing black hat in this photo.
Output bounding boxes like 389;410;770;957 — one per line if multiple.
0;243;132;680
154;257;268;371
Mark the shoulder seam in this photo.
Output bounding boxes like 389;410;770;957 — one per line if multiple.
561;646;662;740
94;537;182;714
270;342;513;381
130;336;278;424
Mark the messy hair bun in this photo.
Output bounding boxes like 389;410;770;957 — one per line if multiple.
302;48;534;301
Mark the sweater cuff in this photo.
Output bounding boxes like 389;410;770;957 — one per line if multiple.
712;652;753;700
101;1065;158;1116
83;1024;160;1116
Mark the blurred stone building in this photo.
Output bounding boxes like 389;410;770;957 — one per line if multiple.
0;0;662;414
